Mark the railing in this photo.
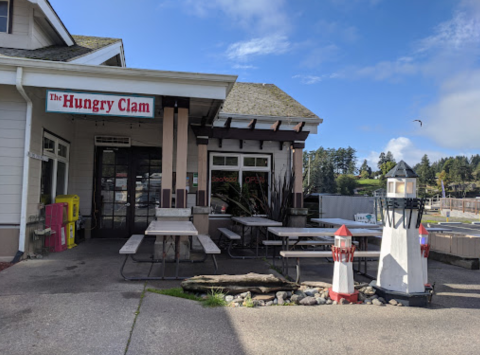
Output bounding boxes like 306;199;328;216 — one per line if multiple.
440;198;480;215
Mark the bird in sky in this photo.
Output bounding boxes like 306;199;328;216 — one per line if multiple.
413;119;423;127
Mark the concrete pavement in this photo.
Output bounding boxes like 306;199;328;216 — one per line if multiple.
1;238;480;355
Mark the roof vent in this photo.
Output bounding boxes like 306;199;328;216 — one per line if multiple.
95;136;131;147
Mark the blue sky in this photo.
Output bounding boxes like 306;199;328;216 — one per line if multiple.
51;0;480;169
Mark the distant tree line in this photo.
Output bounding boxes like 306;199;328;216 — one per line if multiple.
304;147;480;197
303;146;358;195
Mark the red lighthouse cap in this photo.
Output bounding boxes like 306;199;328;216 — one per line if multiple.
419;224;429;235
335;224;353;237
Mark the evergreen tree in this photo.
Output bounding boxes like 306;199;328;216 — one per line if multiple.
416;154;435;185
385;151;395;163
378;152;386;169
359;159;372;178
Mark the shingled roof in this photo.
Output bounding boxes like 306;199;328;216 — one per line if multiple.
221;82;319;119
385;160;419;178
0;35;121;62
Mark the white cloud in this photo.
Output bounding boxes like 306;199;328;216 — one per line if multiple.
226;36;290;61
421;70;480;150
232;64;258;70
292;75;324;85
184;0;290;36
354;57;418;81
416;9;480;54
366;137;444;168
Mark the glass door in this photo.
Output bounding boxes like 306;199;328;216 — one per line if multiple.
131;148;162;234
95;148;131;238
93;147;161;238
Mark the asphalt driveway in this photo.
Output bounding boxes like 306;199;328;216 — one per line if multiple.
1;238;479;355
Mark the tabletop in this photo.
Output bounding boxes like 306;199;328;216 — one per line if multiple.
231;216;283;227
145;221;198;236
311;218;382;229
267;227;383;238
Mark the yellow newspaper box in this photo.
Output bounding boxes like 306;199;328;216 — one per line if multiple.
55;195;80;222
66;222;77;249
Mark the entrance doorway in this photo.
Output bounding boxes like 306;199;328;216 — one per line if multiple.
93;147;161;238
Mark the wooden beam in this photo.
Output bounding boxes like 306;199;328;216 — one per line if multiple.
224;117;232;129
293;122;305;133
191;126;309;143
271;120;282;132
248;119;257;130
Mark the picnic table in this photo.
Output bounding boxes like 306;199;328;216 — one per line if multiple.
311;218;382;229
268;227;382;277
231;217;282;258
145;221;198;279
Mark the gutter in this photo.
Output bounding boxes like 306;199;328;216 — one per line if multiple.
12;67;33;263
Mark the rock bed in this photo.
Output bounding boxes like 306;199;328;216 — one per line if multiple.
197;283;405;307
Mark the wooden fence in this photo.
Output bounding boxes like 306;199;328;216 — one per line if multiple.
440;198;480;215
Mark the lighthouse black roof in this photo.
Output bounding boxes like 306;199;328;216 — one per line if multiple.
385;160;419;178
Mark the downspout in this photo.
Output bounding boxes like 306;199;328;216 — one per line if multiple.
12;67;33;263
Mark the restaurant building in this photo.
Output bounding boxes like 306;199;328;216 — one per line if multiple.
0;0;322;261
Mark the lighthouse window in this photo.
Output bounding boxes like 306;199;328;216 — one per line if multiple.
388;182;394;193
406;182;414;194
395;182;405;194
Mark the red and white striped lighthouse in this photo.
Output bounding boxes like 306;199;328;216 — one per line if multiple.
419;224;430;287
329;225;359;303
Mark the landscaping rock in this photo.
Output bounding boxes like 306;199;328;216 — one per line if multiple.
276;291;287;299
378;297;386;304
362;286;376;296
397;303;403;307
316;297;326;305
266;301;273;306
294;290;307;298
314;293;321;298
277;298;284;305
358;293;367;302
389;299;399;306
365;301;372;305
253;294;275;302
322;290;330;299
299;297;317;306
372;298;385;307
339;298;348;305
332;301;338;305
291;294;304;304
225;295;234;302
240;291;251;299
326;299;333;305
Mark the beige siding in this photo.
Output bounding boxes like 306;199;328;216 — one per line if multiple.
0;85;26;224
11;0;31;36
26;88;75;219
31;16;55;49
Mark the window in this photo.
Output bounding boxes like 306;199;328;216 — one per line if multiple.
40;132;70;204
209;153;271;215
0;1;9;33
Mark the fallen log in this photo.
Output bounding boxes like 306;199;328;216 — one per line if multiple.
181;273;299;294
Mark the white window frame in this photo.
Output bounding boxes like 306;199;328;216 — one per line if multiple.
0;0;10;34
209;152;271;214
42;132;70;202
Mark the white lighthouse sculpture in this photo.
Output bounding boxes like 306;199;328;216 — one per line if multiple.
375;161;427;304
329;225;359;303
